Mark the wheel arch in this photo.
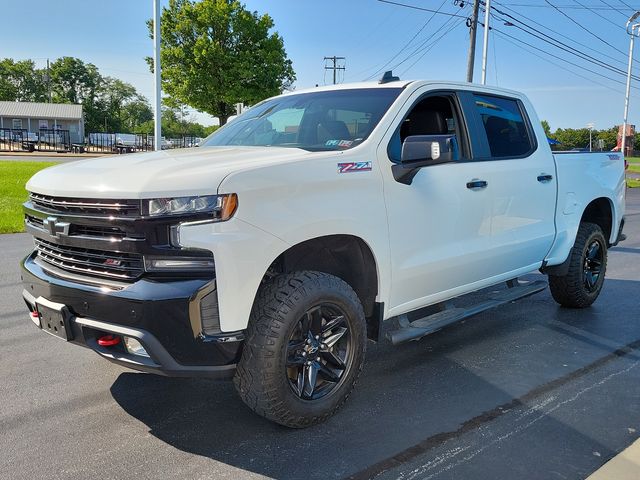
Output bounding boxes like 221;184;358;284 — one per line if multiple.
580;197;614;244
260;234;382;341
543;196;615;276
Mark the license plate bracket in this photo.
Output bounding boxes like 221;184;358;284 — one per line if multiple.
36;298;73;341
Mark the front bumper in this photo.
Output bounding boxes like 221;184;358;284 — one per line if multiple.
21;252;243;379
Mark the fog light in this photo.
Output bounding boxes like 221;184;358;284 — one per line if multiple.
123;337;150;357
144;257;215;272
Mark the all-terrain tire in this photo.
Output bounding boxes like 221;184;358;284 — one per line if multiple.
233;271;367;428
548;222;607;308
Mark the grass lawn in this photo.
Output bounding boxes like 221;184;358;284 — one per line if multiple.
627;163;640;174
628;178;640;188
626;158;640;187
0;161;56;234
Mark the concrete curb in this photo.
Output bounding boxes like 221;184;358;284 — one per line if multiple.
586;438;640;480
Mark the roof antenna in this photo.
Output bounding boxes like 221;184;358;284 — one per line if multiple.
379;70;400;84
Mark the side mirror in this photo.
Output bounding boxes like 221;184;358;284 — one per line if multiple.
393;135;456;185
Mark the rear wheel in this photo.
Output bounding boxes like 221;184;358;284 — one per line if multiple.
549;222;607;308
234;271;366;428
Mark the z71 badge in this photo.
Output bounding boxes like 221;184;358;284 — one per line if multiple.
337;161;372;173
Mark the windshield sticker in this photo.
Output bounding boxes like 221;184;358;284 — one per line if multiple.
338;161;372;173
326;139;354;148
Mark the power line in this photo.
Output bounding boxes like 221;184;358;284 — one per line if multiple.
365;0;449;80
487;3;640;81
386;12;462;75
399;17;467;76
376;0;467;18
494;29;640;101
572;0;626;30
493;0;631;68
491;25;638;90
544;0;631;59
344;8;408;79
617;0;638;10
600;0;632;19
501;3;638;9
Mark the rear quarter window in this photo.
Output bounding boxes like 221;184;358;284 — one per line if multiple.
474;94;534;158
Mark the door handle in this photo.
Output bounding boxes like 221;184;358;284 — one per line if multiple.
466;180;488;189
537;174;553;182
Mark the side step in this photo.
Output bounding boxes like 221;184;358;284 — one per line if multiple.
387;279;547;345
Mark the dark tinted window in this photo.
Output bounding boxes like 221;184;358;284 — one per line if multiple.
200;88;402;152
474;94;533;158
388;95;462;163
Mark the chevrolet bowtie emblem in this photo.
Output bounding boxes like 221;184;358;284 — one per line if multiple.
43;217;70;238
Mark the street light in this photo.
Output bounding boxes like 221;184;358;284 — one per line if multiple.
622;12;640;157
587;122;595;152
481;0;491;85
153;0;162;152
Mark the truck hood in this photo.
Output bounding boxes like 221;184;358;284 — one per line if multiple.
26;146;310;199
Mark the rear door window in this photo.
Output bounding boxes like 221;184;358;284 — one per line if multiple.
473;94;533;158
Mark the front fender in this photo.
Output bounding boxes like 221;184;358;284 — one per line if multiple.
178;218;289;332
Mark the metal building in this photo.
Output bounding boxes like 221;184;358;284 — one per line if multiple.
0;101;84;143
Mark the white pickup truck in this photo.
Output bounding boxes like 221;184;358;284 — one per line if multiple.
21;76;626;428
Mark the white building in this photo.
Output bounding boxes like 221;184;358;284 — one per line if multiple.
0;101;84;143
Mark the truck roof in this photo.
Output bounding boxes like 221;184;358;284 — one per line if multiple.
284;79;526;100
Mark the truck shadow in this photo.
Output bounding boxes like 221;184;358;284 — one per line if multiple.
110;278;640;479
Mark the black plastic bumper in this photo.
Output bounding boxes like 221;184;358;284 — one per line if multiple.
21;253;243;379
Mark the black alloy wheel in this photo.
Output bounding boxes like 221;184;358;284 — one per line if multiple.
549;222;608;308
234;271;367;428
583;239;604;293
285;304;352;400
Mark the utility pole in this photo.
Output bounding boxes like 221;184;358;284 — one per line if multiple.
153;0;162;152
623;12;640;157
587;122;595;152
46;58;52;103
324;56;346;84
481;0;491;85
466;0;480;82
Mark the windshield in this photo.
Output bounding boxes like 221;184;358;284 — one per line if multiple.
200;88;402;151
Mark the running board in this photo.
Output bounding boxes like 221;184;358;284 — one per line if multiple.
387;279;547;345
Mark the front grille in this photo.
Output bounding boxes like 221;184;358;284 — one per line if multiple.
25;215;44;229
34;238;144;280
69;224;128;239
29;193;141;216
26;214;130;240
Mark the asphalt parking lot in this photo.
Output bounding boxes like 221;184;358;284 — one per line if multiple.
1;190;639;480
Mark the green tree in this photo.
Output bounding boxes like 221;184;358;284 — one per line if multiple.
122;99;154;132
149;0;295;125
541;120;552;138
50;57;101;104
552;128;591;150
595;126;618;151
138;106;213;137
0;58;47;102
98;77;144;131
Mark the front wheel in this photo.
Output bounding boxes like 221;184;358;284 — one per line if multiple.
548;222;608;308
234;271;367;428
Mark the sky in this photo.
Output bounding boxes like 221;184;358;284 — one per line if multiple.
2;0;640;130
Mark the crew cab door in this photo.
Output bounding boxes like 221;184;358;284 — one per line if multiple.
378;90;499;315
467;93;556;273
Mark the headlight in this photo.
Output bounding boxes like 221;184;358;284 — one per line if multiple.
147;194;237;220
